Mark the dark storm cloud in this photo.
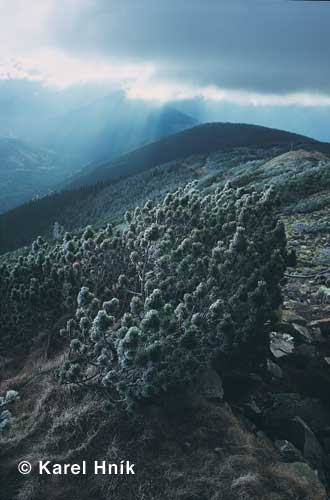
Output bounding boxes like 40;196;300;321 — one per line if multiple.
50;0;330;95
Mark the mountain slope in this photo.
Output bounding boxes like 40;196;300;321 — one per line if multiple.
1;147;330;498
0;83;197;170
43;94;197;170
0;138;63;213
1;122;329;254
68;122;322;189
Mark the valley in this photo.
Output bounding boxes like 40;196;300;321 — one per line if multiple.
0;138;61;214
0;96;196;214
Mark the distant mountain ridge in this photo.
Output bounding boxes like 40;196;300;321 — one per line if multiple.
1;122;329;253
42;95;198;170
0;137;62;213
68;122;322;189
0;97;197;212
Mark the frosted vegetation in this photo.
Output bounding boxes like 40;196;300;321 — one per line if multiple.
0;183;287;408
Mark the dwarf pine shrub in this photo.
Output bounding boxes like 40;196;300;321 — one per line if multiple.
0;182;287;404
57;183;287;405
0;225;114;350
0;390;19;431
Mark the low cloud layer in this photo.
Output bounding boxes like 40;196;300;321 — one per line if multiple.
49;0;330;97
1;0;330;99
0;0;329;140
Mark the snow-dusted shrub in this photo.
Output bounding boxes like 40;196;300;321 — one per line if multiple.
58;183;287;406
0;390;19;431
0;236;82;348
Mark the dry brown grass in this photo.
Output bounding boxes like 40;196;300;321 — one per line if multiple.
0;355;327;500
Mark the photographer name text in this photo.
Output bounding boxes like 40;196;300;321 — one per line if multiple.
18;460;135;476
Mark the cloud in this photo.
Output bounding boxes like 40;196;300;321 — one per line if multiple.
49;0;330;95
0;50;153;89
0;0;53;52
126;80;330;107
0;0;330;107
0;0;153;88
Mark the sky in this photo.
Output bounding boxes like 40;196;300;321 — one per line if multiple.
0;0;330;140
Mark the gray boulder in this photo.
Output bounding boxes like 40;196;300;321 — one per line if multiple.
264;394;329;435
274;440;305;463
287;417;327;484
270;332;294;358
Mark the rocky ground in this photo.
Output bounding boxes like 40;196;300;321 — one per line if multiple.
222;205;330;496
